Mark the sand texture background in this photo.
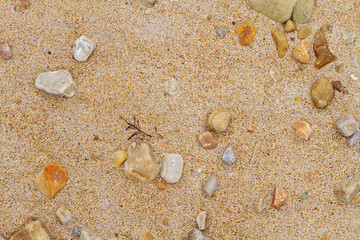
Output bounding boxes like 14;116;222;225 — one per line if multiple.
0;0;360;239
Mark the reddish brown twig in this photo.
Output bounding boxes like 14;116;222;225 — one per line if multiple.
120;116;152;140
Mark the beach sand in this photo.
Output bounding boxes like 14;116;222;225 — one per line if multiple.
0;0;360;239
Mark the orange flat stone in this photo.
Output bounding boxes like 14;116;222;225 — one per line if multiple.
235;22;257;46
35;163;67;198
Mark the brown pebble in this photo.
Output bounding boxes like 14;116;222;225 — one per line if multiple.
234;22;257;46
35;163;67;198
162;218;169;225
291;121;312;140
271;29;288;58
198;131;218;149
332;81;348;94
208;109;232;133
14;96;22;104
313;28;336;69
0;43;13;60
335;64;345;73
298;25;312;39
157;182;166;190
247;124;256;133
138;231;154;240
14;0;31;12
272;185;287;210
311;78;334;108
292;39;310;64
284;20;296;33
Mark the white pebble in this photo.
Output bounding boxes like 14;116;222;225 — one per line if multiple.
222;146;235;165
336;114;359;137
164;78;181;96
56;206;72;224
35;70;75;97
202;174;218;197
348;130;360;147
73;36;95;62
196;211;206;230
79;230;101;240
160;153;183;183
344;32;356;45
350;74;359;81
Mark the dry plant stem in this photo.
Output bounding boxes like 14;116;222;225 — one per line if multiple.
120;116;153;140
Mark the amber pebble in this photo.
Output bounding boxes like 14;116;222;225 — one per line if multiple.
198;131;218;149
247;124;256;133
311;79;334;108
272;185;287;210
291;121;312;140
234;22;257;46
157;182;166;190
292;40;310;64
284;20;296;33
35;163;67;198
298;25;312;39
313;28;336;69
271;29;288;58
10;221;50;240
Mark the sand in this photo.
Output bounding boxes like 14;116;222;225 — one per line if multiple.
0;0;359;239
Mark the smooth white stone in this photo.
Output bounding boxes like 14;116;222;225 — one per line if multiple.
336;114;359;137
196;211;206;230
35;70;75;97
202;174;218;197
164;78;181;96
56;206;72;224
79;230;101;240
222;146;235;165
160;153;183;183
73;36;95;62
348;130;360;147
344;32;356;45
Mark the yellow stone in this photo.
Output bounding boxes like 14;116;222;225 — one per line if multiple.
113;150;128;168
271;29;288;58
35;163;67;198
234;22;257;46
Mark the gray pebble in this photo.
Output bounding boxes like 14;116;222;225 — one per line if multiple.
202;174;218;197
222;146;235;165
216;29;227;39
348;130;360;147
336;114;359;137
72;227;82;237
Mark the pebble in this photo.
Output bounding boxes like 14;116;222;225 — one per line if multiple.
202;174;218;197
0;234;6;240
348;130;360;147
216;29;227;39
138;231;154;240
271;29;288;58
332;81;348;94
0;43;12;60
35;70;75;97
35;162;67;198
297;25;312;39
196;211;206;230
292;39;310;64
292;0;315;23
124;143;160;182
56;206;72;224
333;179;360;202
336;114;359;137
160;153;183;183
291;121;312;140
222;146;235;165
248;0;293;23
254;193;270;212
72;227;82;237
198;131;218;149
234;22;257;46
79;230;101;240
344;32;356;45
272;185;287;210
140;0;156;8
350;74;359;81
164;78;181;96
157;182;166;190
145;8;152;15
208;109;232;133
313;27;336;69
310;78;334;108
299;191;308;200
10;221;50;240
73;35;95;62
284;20;296;33
335;63;345;73
113;150;128;168
247;124;256;132
187;228;213;240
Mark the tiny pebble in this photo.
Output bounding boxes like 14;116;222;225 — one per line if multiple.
222;146;235;165
344;32;356;45
333;179;360;202
335;64;345;73
336;114;359;137
272;185;287;210
157;182;166;190
73;35;95;62
348;130;360;147
35;70;75;97
160;153;184;183
271;29;288;58
0;43;13;60
208;109;232;133
198;131;218;149
216;29;227;39
254;193;270;212
284;20;296;33
247;124;256;132
196;211;206;230
291;121;312;140
234;22;257;46
113;150;128;168
292;39;310;64
164;78;181;96
56;206;72;224
202;174;218;197
297;25;312;39
79;230;101;240
299;191;308;200
72;227;82;237
138;231;154;240
311;78;334;108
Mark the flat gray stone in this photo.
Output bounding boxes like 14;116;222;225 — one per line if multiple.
216;29;227;39
35;70;75;97
248;0;294;23
292;0;315;23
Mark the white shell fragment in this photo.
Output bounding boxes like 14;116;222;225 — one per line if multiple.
35;70;75;97
79;230;101;240
164;78;181;96
202;174;218;197
73;36;95;62
56;206;72;224
222;146;235;165
160;153;183;183
196;211;206;230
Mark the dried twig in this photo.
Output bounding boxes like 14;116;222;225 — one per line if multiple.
120;116;153;140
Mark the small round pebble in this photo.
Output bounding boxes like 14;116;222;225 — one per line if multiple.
0;43;12;60
208;109;232;133
334;179;360;202
196;211;206;230
247;124;256;132
113;150;128;168
222;146;235;165
284;20;296;33
157;182;166;190
164;78;181;96
291;121;312;140
202;174;218;197
298;25;312;39
336;114;359;137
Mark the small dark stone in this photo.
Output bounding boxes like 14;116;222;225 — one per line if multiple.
332;81;348;94
93;135;100;141
47;51;51;55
